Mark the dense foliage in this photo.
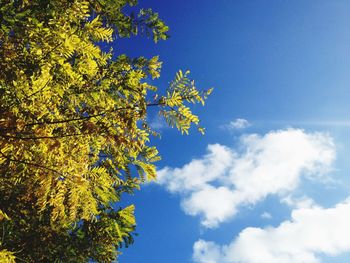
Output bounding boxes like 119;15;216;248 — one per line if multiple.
0;0;211;262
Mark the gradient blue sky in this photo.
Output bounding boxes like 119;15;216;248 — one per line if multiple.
118;1;350;262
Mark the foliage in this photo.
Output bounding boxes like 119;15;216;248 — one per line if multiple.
0;0;211;262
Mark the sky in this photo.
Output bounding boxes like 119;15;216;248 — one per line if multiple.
118;1;350;262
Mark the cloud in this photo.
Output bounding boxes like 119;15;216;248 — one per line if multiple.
260;212;272;219
228;118;251;130
149;115;167;130
193;240;222;263
281;195;317;209
181;185;238;227
157;129;335;228
157;144;234;193
193;198;350;263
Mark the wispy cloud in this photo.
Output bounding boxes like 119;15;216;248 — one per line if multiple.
260;212;272;219
157;129;335;228
193;240;222;263
226;118;251;130
149;115;167;130
193;198;350;263
260;120;350;128
281;195;317;209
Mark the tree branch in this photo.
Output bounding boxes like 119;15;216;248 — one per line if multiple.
0;132;90;140
0;151;65;177
0;94;200;136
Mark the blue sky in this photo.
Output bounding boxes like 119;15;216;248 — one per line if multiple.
118;1;350;262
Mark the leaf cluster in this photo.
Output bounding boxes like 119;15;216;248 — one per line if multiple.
0;0;211;262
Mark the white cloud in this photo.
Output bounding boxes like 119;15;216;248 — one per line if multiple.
281;195;317;209
149;115;167;130
157;129;335;228
181;185;238;227
193;240;222;263
260;212;272;219
228;118;251;130
193;198;350;263
157;144;235;193
229;130;334;204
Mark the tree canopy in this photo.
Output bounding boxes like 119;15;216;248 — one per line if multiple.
0;0;211;262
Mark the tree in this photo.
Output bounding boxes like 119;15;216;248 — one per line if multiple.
0;0;211;262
